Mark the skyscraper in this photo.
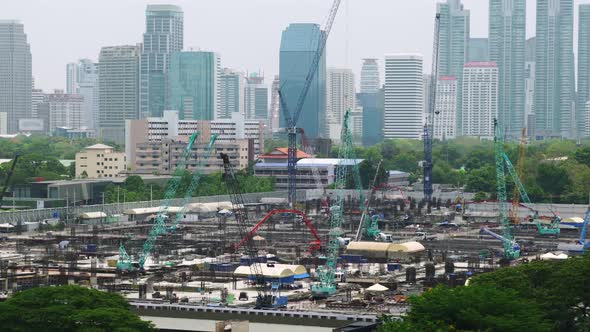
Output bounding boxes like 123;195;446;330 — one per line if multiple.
139;5;183;118
270;76;280;133
357;89;383;146
360;58;380;93
66;59;98;129
577;4;590;138
489;0;526;139
525;37;536;137
535;0;575;139
467;38;489;62
279;23;326;139
244;73;268;120
218;69;245;120
98;45;140;143
383;54;423;140
42;90;85;132
462;62;498;138
433;77;458;140
0;20;32;133
326;68;355;141
66;63;78;94
168;51;219;120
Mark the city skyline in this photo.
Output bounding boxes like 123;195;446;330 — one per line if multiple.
7;0;590;92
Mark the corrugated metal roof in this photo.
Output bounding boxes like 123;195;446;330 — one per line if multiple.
79;212;107;219
346;241;393;252
123;206;184;215
390;241;425;253
234;264;295;278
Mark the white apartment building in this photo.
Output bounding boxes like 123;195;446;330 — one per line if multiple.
384;54;424;139
326;68;355;142
75;144;126;178
0;112;7;135
43;90;84;132
433;76;458;140
462;62;499;139
217;68;245;120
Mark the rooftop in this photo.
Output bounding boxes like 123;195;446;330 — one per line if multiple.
85;144;114;150
259;148;311;160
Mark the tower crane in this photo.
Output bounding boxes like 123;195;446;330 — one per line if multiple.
509;128;527;224
312;109;355;297
355;160;382;241
423;13;441;202
221;153;287;308
279;0;341;207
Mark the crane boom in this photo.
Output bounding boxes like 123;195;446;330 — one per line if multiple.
509;128;527;223
355;160;382;241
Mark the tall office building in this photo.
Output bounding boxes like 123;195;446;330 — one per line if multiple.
269;76;280;133
41;90;84;132
467;38;489;62
139;5;183;118
489;0;526;139
462;62;498;138
66;59;98;129
535;0;575;139
357;89;383;146
217;68;245;119
0;20;32;133
383;54;423;139
437;0;469;133
360;58;380;93
31;88;45;119
244;73;268;120
433;77;458;140
525;37;536;137
168;51;219;120
98;45;140;143
326;68;355;141
279;23;326;139
66;63;78;94
577;4;590;138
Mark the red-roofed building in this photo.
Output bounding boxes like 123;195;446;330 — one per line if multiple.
258;148;311;163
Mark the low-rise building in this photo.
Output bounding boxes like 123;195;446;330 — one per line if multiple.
75;144;126;178
133;136;252;175
388;170;410;186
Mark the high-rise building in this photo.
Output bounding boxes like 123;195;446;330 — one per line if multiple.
360;58;380;93
217;68;245;119
279;23;326;139
66;59;99;129
433;77;458;140
535;0;575;139
584;102;590;137
31;88;45;119
0;20;32;133
244;73;268;121
326;68;355;141
270;75;280;133
525;37;536;137
383;54;423;139
467;38;489;62
437;0;469;132
357;89;383;146
66;63;78;94
40;90;84;132
462;62;498;139
489;0;526;139
168;51;220;121
98;45;140;143
139;5;183;118
577;4;590;138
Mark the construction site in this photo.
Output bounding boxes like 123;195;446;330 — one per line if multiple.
1;2;590;331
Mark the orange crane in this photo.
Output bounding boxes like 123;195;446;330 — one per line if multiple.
509;128;527;224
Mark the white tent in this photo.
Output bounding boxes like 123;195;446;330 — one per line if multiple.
366;283;389;292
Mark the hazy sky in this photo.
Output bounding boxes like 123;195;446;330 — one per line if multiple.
3;0;590;91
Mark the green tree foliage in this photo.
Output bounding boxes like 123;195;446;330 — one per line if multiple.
574;146;590;166
0;285;154;331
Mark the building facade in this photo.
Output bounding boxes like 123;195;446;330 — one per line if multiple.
139;5;184;118
244;73;268;121
279;23;326;138
437;0;470;133
326;68;355;141
360;58;380;93
383;54;423;139
0;20;32;133
269;75;280;133
489;0;526;139
357;89;383;146
42;90;84;132
168;51;219;121
462;62;499;139
75;144;126;179
534;0;575;139
577;4;590;138
217;68;245;120
98;45;140;143
433;77;458;140
467;38;489;62
525;37;536;137
66;59;99;130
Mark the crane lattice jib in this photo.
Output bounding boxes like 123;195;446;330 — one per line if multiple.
502;153;532;206
510;128;527;223
220;153;271;308
118;132;200;270
494;120;519;259
313;109;352;296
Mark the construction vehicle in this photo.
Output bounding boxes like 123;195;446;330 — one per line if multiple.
0;154;20;209
312;109;355;298
118;133;218;271
557;208;590;253
278;0;341;207
422;12;441;202
221;153;287;309
493;119;520;260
